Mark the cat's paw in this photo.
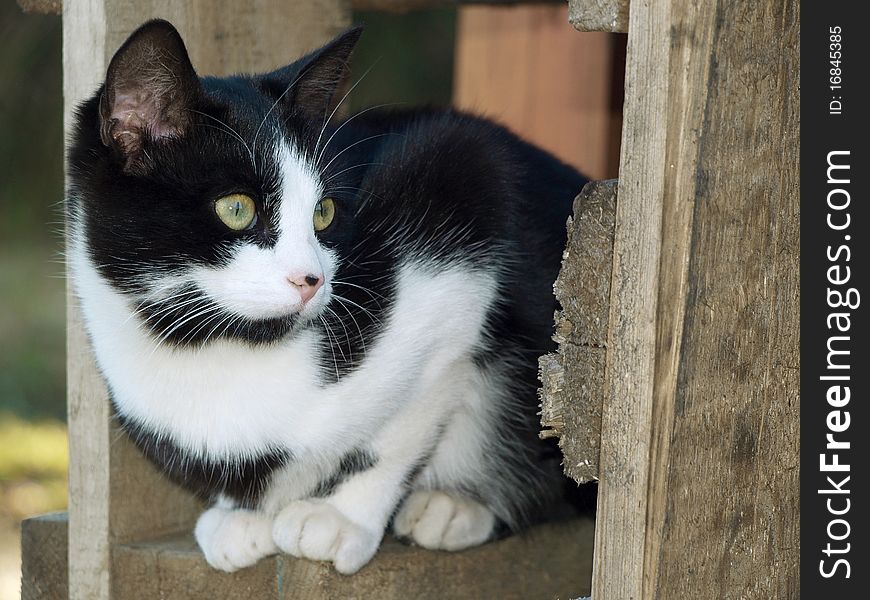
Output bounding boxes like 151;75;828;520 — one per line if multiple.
393;490;495;551
194;506;278;572
272;500;380;575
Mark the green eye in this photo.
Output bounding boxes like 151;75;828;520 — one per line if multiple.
215;194;257;230
313;198;336;231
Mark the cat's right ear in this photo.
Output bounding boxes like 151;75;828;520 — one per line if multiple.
99;20;200;173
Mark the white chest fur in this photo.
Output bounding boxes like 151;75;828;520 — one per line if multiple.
70;240;495;463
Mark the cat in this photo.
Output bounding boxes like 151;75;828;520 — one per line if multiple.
67;19;591;575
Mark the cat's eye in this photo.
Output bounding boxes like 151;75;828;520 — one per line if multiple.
215;194;257;230
313;198;336;231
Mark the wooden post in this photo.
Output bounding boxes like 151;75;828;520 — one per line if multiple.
592;0;799;598
62;3;350;598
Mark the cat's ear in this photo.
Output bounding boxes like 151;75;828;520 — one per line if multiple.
263;27;363;118
99;19;200;172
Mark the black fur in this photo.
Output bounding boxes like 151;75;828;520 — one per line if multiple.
310;448;378;498
115;407;291;508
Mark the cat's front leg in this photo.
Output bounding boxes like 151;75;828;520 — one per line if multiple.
272;457;409;574
271;497;380;575
195;502;278;572
272;396;441;574
272;361;485;573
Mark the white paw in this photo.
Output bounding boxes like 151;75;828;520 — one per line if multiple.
393;490;495;551
194;506;278;572
272;500;380;575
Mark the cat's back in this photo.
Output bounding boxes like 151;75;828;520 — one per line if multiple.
350;106;584;240
351;106;585;203
343;107;586;320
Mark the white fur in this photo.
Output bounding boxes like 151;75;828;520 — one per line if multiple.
414;359;538;528
190;143;336;322
70;138;503;574
195;505;278;572
71;241;496;459
393;490;495;551
272;500;380;575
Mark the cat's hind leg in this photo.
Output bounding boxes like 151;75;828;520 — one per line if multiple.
393;489;495;551
391;361;502;551
393;359;557;551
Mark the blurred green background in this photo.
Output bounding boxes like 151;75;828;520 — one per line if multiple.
1;3;66;597
0;2;455;597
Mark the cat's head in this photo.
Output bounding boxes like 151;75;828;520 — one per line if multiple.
69;20;368;346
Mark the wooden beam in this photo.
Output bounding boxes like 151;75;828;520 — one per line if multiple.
24;0;567;16
590;0;668;593
28;0;632;36
568;0;629;33
592;0;799;597
62;3;350;599
354;0;561;10
22;512;594;600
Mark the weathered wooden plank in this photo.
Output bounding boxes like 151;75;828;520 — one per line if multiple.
539;180;617;484
590;0;670;596
639;0;720;594
592;0;799;597
26;0;567;17
20;512;69;600
20;510;593;599
31;0;630;36
355;0;562;10
16;0;60;14
650;0;799;597
113;519;594;600
62;4;350;600
64;4;115;596
568;0;629;33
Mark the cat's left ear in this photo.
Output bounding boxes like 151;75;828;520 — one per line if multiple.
99;20;201;173
262;27;363;118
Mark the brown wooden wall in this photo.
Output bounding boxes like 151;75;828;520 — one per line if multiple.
453;4;623;180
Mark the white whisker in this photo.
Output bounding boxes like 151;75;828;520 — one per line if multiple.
312;60;381;165
319;133;403;180
318;315;342;382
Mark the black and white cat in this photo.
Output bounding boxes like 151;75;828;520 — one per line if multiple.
68;20;589;574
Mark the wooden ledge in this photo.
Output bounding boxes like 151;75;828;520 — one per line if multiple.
23;512;593;599
19;0;631;36
20;512;68;600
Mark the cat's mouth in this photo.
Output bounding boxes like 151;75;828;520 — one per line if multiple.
133;283;324;347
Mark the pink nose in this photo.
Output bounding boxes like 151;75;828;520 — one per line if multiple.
287;273;324;305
